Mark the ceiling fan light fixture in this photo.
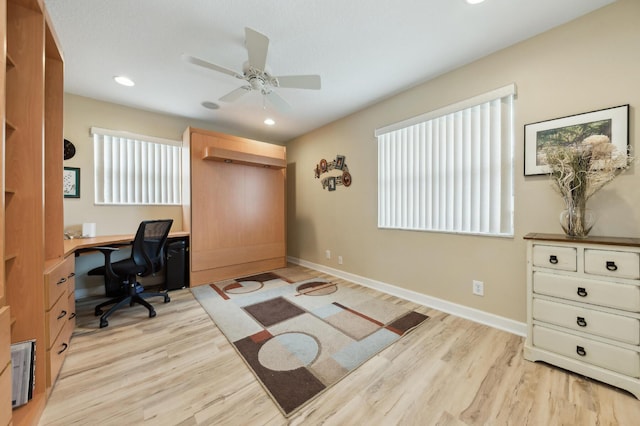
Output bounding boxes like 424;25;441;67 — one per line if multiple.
264;118;275;126
466;0;485;4
202;101;220;110
114;75;135;87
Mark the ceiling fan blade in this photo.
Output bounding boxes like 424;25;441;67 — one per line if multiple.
275;75;321;90
219;86;251;102
184;55;242;79
245;27;269;72
265;91;291;112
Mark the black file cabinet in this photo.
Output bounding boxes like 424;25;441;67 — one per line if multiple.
165;239;189;290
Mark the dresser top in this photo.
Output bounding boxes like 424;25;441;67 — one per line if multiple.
524;233;640;247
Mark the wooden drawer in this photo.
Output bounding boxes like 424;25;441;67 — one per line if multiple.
533;325;640;378
68;291;77;331
45;255;75;309
533;298;640;345
48;316;73;387
532;245;576;271
533;272;640;312
585;249;640;280
0;307;9;373
0;307;10;426
47;293;70;349
0;364;11;426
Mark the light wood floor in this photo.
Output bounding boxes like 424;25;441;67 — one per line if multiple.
39;264;640;425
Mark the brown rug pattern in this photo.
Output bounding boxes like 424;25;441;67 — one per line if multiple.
192;271;429;416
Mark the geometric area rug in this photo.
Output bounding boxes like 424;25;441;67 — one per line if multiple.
191;271;429;417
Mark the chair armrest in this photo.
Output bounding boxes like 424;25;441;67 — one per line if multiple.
94;246;120;282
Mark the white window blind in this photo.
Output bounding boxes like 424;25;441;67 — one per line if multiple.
92;127;182;205
374;84;515;237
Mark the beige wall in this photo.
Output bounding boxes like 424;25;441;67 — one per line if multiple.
62;94;232;235
286;0;640;322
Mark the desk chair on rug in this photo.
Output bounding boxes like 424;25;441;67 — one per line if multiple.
91;219;173;328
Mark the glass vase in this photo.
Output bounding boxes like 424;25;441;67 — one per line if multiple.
559;207;596;238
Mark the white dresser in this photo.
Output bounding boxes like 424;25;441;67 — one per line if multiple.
524;233;640;398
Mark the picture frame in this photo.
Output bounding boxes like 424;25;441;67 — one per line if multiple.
63;167;80;198
335;155;345;170
524;104;629;176
328;176;336;191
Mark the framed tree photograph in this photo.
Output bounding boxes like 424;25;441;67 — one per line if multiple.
524;104;629;176
63;167;80;198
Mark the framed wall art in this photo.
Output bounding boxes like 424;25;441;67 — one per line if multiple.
524;104;629;176
63;167;80;198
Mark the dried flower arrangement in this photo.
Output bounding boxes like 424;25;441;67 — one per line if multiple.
543;135;632;237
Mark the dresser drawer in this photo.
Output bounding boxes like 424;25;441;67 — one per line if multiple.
533;272;640;312
45;255;75;309
47;293;71;349
533;245;577;271
0;364;11;426
585;249;640;280
0;307;10;373
67;291;77;331
533;298;640;345
48;317;73;387
533;325;640;378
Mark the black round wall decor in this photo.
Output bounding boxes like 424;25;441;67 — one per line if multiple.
64;139;76;160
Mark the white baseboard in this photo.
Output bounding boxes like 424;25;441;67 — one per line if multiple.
287;256;526;337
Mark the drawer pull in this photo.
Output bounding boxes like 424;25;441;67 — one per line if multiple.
57;343;69;355
606;261;618;271
69;312;77;320
68;272;76;278
549;255;558;265
57;310;67;320
57;277;67;285
577;287;588;297
576;316;587;327
576;345;587;357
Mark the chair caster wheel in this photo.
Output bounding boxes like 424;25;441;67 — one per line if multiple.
164;295;170;303
100;319;108;328
95;308;103;316
149;310;156;318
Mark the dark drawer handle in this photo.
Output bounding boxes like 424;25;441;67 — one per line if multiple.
68;272;76;278
577;287;588;297
57;343;69;355
576;346;587;357
576;316;587;327
69;312;77;320
549;255;558;265
57;310;67;320
57;277;67;285
606;261;618;271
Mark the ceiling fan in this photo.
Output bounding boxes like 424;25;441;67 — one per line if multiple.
185;27;321;111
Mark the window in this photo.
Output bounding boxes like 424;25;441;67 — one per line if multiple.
92;127;182;205
374;84;515;237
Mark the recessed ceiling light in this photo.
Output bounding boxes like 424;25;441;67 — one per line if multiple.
114;76;135;87
466;0;485;4
264;118;275;126
202;101;220;110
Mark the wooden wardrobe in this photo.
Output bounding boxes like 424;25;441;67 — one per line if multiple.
182;127;287;286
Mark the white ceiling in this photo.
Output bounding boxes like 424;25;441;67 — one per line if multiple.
44;0;615;143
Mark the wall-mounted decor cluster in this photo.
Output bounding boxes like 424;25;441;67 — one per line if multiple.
314;155;352;191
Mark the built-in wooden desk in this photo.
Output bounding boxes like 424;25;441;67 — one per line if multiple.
63;231;190;258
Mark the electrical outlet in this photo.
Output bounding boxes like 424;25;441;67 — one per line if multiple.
325;250;331;259
338;256;343;265
472;280;484;296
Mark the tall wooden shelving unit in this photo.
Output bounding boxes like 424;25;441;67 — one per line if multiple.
1;0;65;424
0;0;11;424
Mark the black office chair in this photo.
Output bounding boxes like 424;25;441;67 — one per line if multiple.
92;219;173;328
